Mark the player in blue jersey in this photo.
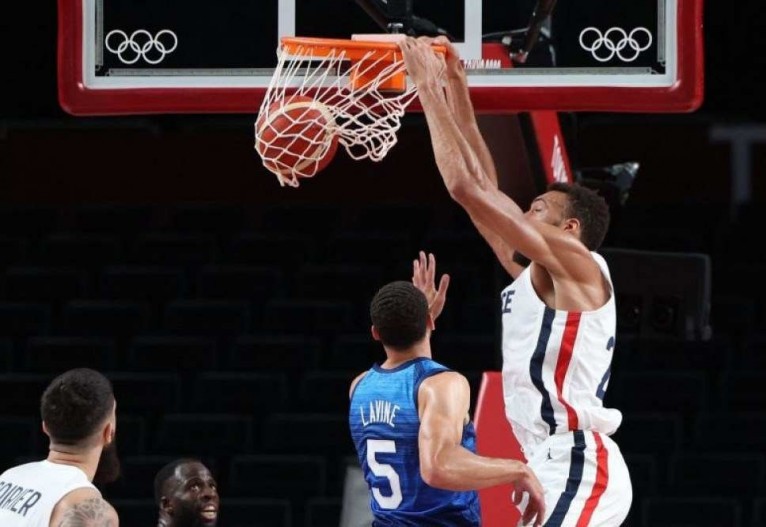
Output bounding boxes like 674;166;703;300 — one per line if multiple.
349;253;545;526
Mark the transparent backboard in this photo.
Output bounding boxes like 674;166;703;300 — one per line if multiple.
58;0;703;115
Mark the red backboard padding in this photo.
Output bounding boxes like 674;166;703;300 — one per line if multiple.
474;371;526;526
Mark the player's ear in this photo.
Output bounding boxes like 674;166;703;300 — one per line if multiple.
563;217;580;234
370;325;381;342
426;314;435;332
41;421;50;438
160;496;172;514
102;420;114;445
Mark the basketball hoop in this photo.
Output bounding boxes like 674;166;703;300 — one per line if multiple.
255;36;445;187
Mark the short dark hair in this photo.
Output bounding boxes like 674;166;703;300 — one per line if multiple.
154;458;200;505
548;182;610;250
370;281;429;350
40;368;114;446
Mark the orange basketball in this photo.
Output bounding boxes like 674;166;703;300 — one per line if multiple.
255;95;339;183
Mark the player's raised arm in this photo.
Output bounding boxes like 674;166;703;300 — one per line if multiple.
415;38;524;278
417;372;545;526
399;38;596;282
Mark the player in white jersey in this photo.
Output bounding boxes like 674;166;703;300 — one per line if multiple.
0;368;120;527
400;37;632;526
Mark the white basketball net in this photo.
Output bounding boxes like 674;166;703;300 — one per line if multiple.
255;41;419;187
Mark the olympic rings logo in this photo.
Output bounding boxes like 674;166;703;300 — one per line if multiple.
578;27;653;63
105;29;178;65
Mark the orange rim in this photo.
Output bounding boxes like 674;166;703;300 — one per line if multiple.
281;36;445;62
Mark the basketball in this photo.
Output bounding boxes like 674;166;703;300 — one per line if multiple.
255;95;339;183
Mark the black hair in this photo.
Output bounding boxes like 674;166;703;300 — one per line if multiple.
154;458;202;505
369;281;429;350
548;182;611;250
40;368;114;446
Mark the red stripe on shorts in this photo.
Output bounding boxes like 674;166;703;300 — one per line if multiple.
575;432;609;526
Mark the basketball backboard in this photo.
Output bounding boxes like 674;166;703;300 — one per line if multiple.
58;0;703;115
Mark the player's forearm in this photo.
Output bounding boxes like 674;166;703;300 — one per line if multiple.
443;68;499;187
417;81;493;197
422;445;529;491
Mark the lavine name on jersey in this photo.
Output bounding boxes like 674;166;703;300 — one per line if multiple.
359;400;400;428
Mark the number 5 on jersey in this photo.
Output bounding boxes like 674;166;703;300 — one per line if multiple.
367;439;403;509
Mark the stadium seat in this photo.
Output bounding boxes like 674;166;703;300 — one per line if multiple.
3;267;86;302
110;499;157;526
61;300;151;336
191;372;289;414
163;299;250;335
299;371;356;412
24;336;115;372
693;413;766;452
262;414;352;456
0;374;51;415
611;413;682;455
322;231;415;269
668;452;765;498
641;497;742;527
329;334;381;370
37;233;121;267
196;264;283;300
0;236;30;266
430;334;497;371
305;497;342;527
130;232;218;266
154;414;253;456
226;233;315;268
127;335;217;371
752;498;766;527
0;418;41;469
108;373;182;414
228;455;327;499
263;300;354;334
0;301;51;337
721;371;766;412
73;205;156;234
0;339;15;371
294;265;383;302
117;414;147;456
608;371;708;414
225;498;292;527
228;335;322;371
0;207;58;237
169;204;246;233
100;265;186;301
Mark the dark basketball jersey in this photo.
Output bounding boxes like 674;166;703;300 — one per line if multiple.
349;357;480;526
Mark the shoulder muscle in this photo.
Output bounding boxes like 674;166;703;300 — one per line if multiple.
52;490;118;527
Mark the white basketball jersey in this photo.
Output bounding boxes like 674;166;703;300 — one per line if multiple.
501;253;622;453
0;460;98;527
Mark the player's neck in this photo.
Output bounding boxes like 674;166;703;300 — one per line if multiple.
381;340;432;368
47;444;101;481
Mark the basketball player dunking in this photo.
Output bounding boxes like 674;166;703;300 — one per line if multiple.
399;38;632;525
0;368;120;527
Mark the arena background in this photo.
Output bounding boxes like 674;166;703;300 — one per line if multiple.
1;1;765;526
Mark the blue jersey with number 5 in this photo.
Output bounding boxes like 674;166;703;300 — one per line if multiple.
349;357;481;526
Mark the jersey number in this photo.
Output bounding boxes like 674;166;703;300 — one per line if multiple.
367;439;403;509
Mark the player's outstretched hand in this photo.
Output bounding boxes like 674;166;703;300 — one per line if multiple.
412;251;450;322
513;465;546;527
